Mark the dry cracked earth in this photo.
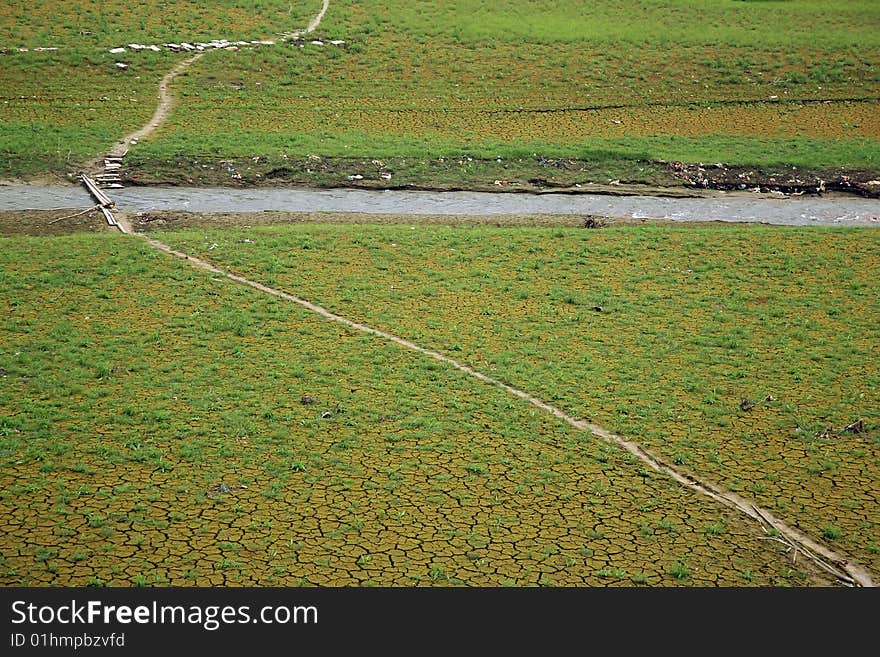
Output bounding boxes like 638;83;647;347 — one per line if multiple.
0;218;839;587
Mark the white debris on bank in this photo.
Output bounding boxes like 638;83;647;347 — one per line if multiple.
108;36;343;55
4;36;344;56
8;46;59;52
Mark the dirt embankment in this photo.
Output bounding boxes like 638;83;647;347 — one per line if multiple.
6;156;879;199
0;208;115;236
0;208;647;237
119;154;880;199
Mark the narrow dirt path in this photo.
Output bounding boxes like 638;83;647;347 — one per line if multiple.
89;0;331;176
301;0;331;36
106;53;204;161
129;226;873;588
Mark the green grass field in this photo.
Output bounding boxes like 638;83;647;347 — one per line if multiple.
153;221;880;576
1;0;878;590
0;227;841;586
2;0;878;181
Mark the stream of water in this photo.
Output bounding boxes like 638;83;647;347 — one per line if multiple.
1;184;879;226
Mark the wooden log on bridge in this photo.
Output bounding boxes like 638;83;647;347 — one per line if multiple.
80;173;126;233
80;174;114;207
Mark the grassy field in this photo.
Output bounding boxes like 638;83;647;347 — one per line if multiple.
151;221;880;577
0;1;320;179
0;50;176;178
2;0;879;185
0;1;318;47
1;0;878;591
0;226;839;587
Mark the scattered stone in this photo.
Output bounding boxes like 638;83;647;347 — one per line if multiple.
764;394;777;402
206;482;245;498
592;305;603;312
581;216;607;229
739;398;755;412
109;47;126;54
843;419;864;434
115;62;129;70
301;395;315;405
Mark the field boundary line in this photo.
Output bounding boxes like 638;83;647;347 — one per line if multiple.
479;96;880;114
129;228;873;588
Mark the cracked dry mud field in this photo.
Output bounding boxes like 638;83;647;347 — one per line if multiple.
1;216;877;587
154;220;879;576
1;0;878;588
0;233;828;587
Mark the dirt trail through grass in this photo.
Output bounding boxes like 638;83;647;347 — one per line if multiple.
125;226;873;588
105;54;205;161
302;0;330;36
90;0;331;174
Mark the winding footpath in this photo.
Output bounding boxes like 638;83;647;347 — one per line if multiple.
106;54;204;161
92;0;872;587
88;0;331;179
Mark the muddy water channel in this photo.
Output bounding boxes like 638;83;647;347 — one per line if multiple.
1;185;879;226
